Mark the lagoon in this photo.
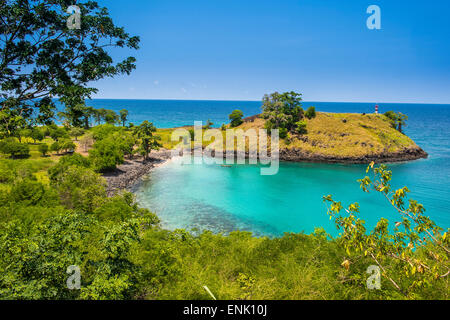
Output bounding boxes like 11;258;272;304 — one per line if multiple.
121;100;450;236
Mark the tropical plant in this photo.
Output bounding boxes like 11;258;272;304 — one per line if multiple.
323;163;449;298
305;106;316;119
38;143;49;157
0;0;139;138
229;110;244;128
133;121;161;160
120;109;129;127
0;138;30;158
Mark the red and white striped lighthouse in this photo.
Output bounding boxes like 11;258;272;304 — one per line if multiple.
375;104;379;114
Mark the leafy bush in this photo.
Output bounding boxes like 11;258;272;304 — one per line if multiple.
262;91;305;133
50;141;61;154
50;127;69;141
51;165;107;212
0;138;30;158
38;143;49;156
48;153;91;183
229;110;244;128
30;127;44;143
279;127;288;139
89;137;124;172
295;120;307;135
305;106;316;119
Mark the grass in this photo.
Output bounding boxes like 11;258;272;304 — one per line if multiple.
154;112;419;159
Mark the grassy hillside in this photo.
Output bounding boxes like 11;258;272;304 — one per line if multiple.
157;112;424;161
238;112;420;158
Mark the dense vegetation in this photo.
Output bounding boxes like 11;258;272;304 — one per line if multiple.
0;152;448;299
0;1;447;300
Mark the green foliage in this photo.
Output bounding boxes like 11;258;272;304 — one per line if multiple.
30;127;44;144
0;0;139;138
104;110;120;125
261;91;305;134
51;166;107;212
89;137;124;172
120;109;129;127
384;111;408;133
48;153;91;183
38;143;49;156
91;124;122;141
279;127;288;139
69;128;85;141
305;106;317;119
0;138;30;158
229;110;244;128
323;163;449;298
50;141;61;154
295;120;308;135
50;127;69;141
133;121;161;160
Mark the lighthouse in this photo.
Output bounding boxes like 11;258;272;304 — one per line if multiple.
375;104;379;114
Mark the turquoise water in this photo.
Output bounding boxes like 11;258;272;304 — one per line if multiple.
122;100;450;237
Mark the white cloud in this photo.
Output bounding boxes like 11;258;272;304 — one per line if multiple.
153;80;159;85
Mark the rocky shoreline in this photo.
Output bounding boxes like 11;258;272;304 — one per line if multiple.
279;146;428;164
103;146;427;196
103;149;172;196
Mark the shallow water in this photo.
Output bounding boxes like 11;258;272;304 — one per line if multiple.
121;100;450;236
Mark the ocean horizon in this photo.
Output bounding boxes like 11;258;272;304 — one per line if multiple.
82;99;450;236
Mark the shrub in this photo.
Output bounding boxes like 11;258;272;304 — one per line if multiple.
50;141;61;154
10;179;46;206
48;153;91;183
60;139;76;153
50;127;69;141
52;165;107;212
229;110;244;128
69;127;85;141
279;127;288;139
89;138;124;172
0;138;30;158
305;106;316;119
38;143;49;156
30;127;44;143
295;120;308;135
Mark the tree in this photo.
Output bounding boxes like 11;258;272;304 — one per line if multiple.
30;127;44;144
295;120;307;135
0;0;139;138
0;138;30;158
50;141;62;155
89;137;124;172
305;106;316;119
324;163;449;298
80;132;94;152
229;110;244;128
262;92;304;132
204;119;214;129
120;109;129;127
133;121;161;161
50;127;69;141
104;110;120;125
38;143;49;157
69;127;85;141
60;139;76;153
384;111;408;133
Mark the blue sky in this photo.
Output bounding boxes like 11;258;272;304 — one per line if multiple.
93;0;450;103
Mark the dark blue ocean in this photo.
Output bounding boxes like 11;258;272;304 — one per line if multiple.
83;99;450;235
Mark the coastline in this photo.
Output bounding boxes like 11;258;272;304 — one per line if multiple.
278;145;428;164
104;145;427;196
103;149;172;196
